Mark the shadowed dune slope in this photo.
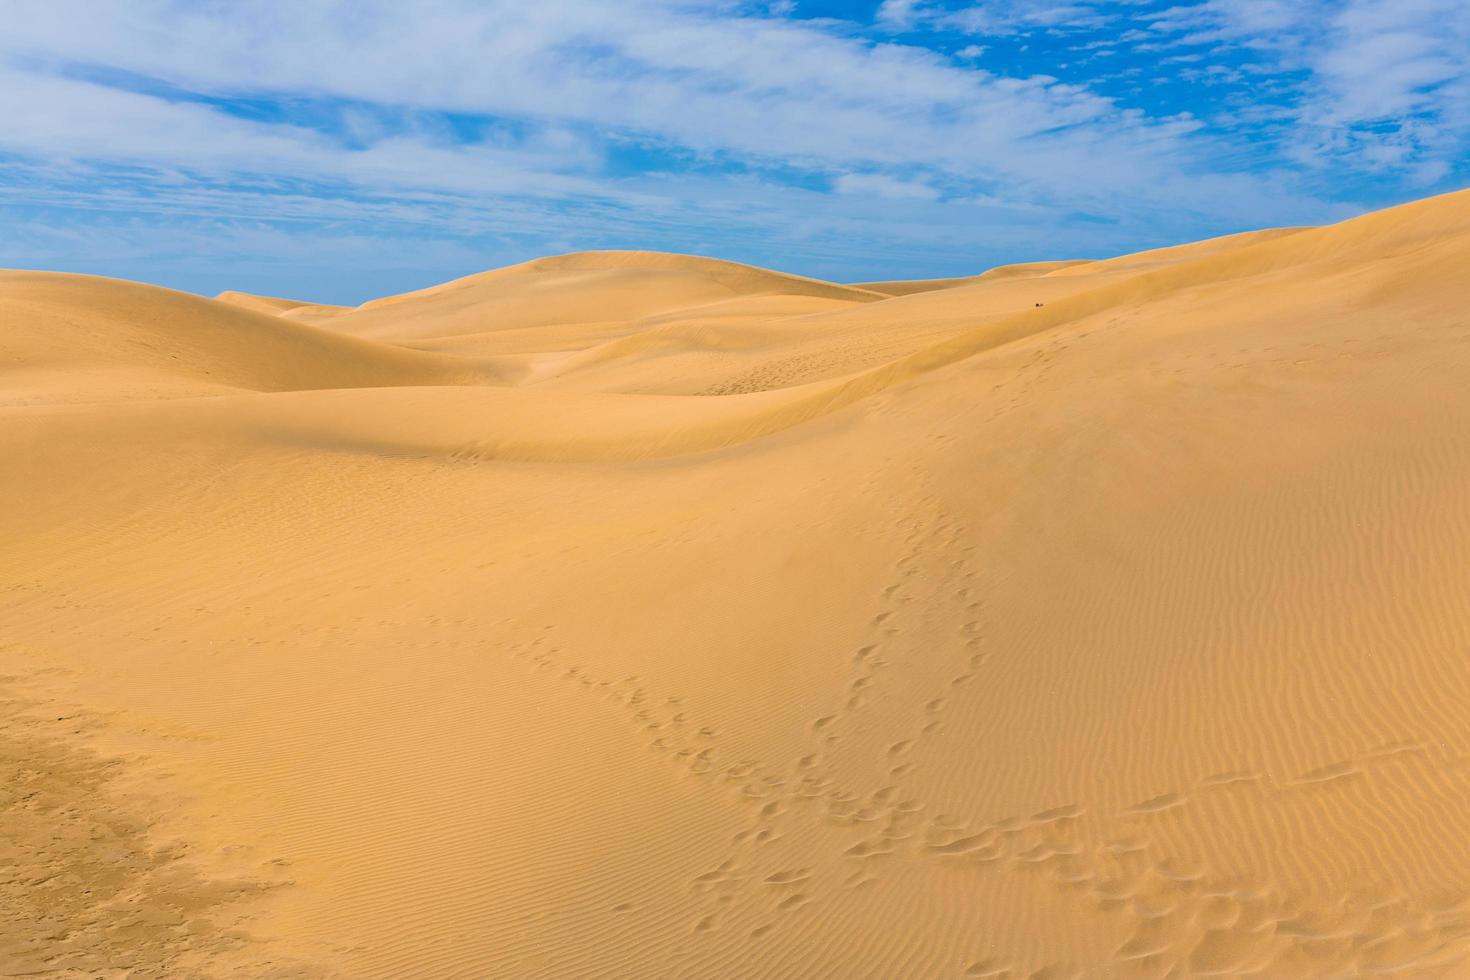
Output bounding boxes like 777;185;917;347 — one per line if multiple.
6;188;1470;978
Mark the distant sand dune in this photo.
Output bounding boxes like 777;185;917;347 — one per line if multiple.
0;272;507;405
5;189;1470;977
321;250;887;344
855;258;1093;296
215;289;320;315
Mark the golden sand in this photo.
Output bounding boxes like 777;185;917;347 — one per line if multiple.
5;189;1470;977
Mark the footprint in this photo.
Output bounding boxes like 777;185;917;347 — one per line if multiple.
926;830;997;855
1153;859;1203;883
1127;793;1186;814
1294;761;1361;785
1092;877;1137;904
764;868;811;885
1030;804;1084;824
1367;740;1428;760
845;839;894;858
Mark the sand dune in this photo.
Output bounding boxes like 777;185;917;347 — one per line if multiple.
855;259;1093;296
316;250;886;345
216;290;356;325
6;189;1470;977
215;290;319;315
0;272;508;405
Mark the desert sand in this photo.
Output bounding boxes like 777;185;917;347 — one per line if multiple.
5;188;1470;977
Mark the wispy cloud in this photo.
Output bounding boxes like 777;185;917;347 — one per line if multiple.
833;172;942;199
1147;0;1470;179
879;0;1115;34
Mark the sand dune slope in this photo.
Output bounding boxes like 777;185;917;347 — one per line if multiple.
6;189;1470;978
0;272;507;405
320;250;886;345
855;259;1094;296
215;290;318;315
216;290;355;325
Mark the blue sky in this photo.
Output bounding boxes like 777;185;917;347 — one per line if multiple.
2;0;1467;303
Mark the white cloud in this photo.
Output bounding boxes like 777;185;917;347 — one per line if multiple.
876;0;924;29
0;0;1289;217
3;0;1460;196
833;173;941;199
1302;0;1470;171
1149;0;1470;176
1150;0;1312;44
0;64;624;200
883;1;1118;36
